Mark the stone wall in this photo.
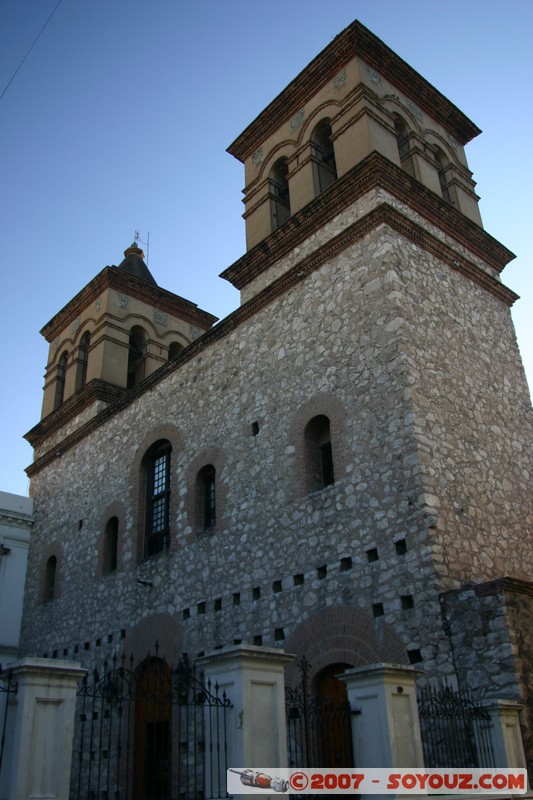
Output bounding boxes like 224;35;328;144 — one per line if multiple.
442;580;533;771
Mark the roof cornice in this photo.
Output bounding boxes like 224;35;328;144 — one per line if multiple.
25;379;125;448
227;20;480;162
40;267;218;343
221;152;515;290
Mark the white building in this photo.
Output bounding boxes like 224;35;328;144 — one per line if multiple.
0;492;33;666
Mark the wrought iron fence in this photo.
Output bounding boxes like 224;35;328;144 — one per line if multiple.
417;683;495;768
0;666;17;781
71;646;231;800
285;657;354;770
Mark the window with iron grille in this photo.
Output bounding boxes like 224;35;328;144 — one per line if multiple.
145;441;171;557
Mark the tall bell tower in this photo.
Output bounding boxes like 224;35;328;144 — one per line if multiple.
222;20;532;607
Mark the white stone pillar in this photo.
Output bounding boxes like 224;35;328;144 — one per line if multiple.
198;645;294;800
4;658;86;800
340;662;424;770
482;700;528;770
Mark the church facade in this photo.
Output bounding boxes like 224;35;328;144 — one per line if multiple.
20;21;533;772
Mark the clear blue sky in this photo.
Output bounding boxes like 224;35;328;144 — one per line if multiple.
1;0;532;497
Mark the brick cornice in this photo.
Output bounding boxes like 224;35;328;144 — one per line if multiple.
227;20;480;162
25;380;125;448
474;577;533;599
443;577;533;600
221;152;515;290
26;199;517;478
41;267;218;343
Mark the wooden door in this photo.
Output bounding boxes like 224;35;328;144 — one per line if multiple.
134;658;171;800
314;663;354;768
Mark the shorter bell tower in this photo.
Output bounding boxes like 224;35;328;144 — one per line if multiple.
27;243;217;462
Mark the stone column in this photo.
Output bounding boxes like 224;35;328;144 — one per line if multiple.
198;645;294;800
3;658;86;800
340;662;424;770
481;700;528;770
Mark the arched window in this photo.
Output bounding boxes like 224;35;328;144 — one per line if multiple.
128;326;147;389
168;341;183;361
269;157;291;231
311;119;337;195
305;415;335;492
196;465;216;531
103;516;118;573
394;115;415;178
144;440;172;558
43;555;57;603
75;331;90;391
434;147;451;203
53;351;68;410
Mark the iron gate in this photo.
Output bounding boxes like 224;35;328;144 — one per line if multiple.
0;666;17;781
71;646;231;800
285;657;354;769
417;683;495;768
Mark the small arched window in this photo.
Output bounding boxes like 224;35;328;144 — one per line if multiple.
196;465;216;531
434;147;451;203
43;555;57;603
311;119;337;195
53;351;68;410
394;115;415;178
269;157;291;231
75;331;90;391
168;341;184;361
128;326;147;389
103;516;118;573
305;415;335;493
144;440;172;558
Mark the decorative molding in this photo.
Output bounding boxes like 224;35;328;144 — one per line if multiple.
447;136;459;152
117;293;129;309
154;310;168;326
290;110;305;131
407;100;422;120
252;147;264;167
333;68;348;90
366;66;381;86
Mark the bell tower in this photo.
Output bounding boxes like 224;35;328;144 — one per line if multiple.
227;21;483;257
222;19;532;592
27;243;217;462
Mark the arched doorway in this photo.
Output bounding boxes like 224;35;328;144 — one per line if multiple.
134;657;171;800
286;658;354;769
